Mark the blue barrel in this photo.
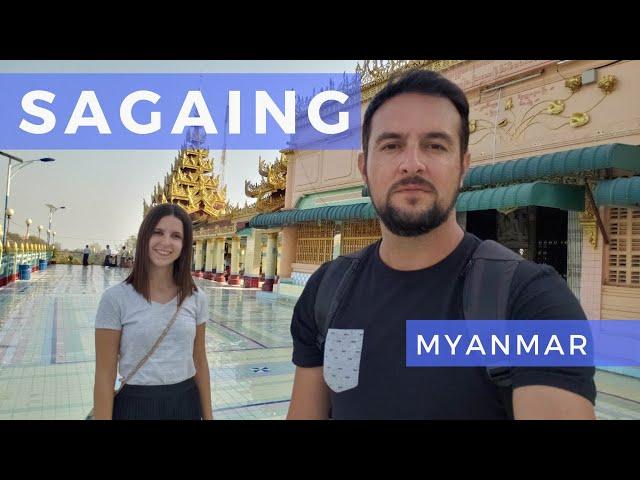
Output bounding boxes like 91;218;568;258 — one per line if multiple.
19;264;31;280
39;260;47;271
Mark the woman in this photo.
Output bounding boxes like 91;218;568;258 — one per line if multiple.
93;203;213;420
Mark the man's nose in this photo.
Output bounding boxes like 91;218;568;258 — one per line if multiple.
398;143;426;175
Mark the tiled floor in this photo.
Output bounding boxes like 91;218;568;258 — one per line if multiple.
0;264;639;420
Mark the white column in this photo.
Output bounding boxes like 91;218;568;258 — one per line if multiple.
214;237;226;282
261;232;278;291
194;240;204;272
242;229;261;288
229;236;241;285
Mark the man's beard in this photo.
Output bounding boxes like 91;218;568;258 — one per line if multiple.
370;176;459;237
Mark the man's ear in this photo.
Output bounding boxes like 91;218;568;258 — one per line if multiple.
460;151;471;188
358;151;368;185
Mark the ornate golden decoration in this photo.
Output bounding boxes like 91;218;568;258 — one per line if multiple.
565;75;582;93
569;112;590;128
504;98;513;110
546;100;565;115
470;70;617;143
469;120;477;134
579;192;598;248
498;118;509;128
598;74;617;94
358;60;465;101
144;130;230;225
244;152;289;213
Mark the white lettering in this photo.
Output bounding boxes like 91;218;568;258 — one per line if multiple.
418;335;439;355
64;91;111;134
120;90;161;134
255;90;295;134
517;335;539;355
19;90;56;134
544;335;565;355
308;90;349;134
171;91;217;134
570;335;587;355
466;334;487;355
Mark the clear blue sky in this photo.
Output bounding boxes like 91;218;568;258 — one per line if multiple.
0;60;359;250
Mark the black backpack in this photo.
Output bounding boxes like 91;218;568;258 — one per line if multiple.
313;239;526;415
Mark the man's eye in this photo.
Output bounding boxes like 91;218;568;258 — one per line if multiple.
427;144;446;151
382;143;399;150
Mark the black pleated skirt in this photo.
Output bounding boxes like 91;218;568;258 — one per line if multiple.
112;377;202;420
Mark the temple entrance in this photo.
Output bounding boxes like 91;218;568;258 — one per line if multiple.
465;206;568;279
535;207;568;280
465;209;498;242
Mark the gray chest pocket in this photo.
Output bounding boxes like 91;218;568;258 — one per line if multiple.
323;328;364;393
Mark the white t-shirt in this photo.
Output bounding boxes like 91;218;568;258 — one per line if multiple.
95;282;209;385
83;248;90;255
106;247;112;256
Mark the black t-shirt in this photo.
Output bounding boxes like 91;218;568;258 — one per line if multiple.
291;232;596;419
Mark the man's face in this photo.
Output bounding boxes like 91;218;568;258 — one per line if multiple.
359;93;470;237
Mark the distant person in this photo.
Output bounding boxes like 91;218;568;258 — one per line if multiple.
120;246;127;268
104;245;112;268
83;245;90;267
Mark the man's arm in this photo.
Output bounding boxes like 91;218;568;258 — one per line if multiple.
509;263;597;420
287;367;331;420
513;385;596;420
287;262;333;420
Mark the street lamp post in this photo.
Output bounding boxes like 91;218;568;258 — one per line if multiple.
38;225;43;240
5;208;14;247
0;151;55;249
25;218;32;240
45;204;65;246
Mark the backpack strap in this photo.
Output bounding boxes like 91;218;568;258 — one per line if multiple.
314;245;372;351
462;239;526;418
462;239;524;322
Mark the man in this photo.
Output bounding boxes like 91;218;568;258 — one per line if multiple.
82;245;90;267
104;245;112;269
287;69;596;420
119;246;127;268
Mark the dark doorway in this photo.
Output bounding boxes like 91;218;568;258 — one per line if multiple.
466;209;497;241
535;207;568;280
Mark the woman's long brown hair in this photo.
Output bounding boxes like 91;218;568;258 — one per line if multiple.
125;203;197;306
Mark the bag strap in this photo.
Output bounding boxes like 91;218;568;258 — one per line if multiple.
462;239;526;419
115;304;182;395
462;239;524;322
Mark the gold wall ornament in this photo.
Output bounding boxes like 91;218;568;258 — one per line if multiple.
244;152;288;213
469;120;477;133
358;60;466;101
356;60;464;86
582;221;598;248
504;98;513;110
598;74;617;94
498;118;509;128
472;67;619;142
565;75;582;93
546;100;565;115
569;112;590;128
578;196;598;248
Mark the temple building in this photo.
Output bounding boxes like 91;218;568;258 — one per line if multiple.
144;125;289;291
246;60;640;380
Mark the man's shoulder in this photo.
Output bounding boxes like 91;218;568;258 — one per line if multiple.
512;258;560;285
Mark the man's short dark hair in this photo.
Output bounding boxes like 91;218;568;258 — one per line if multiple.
362;68;470;159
